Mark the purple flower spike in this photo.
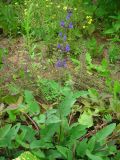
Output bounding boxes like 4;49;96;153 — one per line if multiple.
66;15;70;20
59;32;62;37
60;21;65;27
66;12;72;20
56;59;67;68
63;35;67;41
57;44;61;49
68;22;73;29
65;44;70;52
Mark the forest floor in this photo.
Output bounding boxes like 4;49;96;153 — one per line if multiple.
0;36;120;100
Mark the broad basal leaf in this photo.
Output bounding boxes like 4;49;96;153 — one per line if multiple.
76;139;88;157
24;90;34;104
0;124;12;140
95;123;116;142
30;139;54;149
86;150;103;160
56;145;72;160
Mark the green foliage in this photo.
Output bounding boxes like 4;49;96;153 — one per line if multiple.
108;43;120;63
37;78;72;102
0;2;20;35
0;90;119;159
78;110;93;128
0;1;120;160
86;38;104;58
86;53;110;77
13;151;40;160
0;48;8;69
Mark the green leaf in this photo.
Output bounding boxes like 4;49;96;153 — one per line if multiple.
95;123;116;142
24;90;34;104
46;115;61;124
16;137;30;149
7;110;16;121
47;149;62;160
88;136;96;152
59;92;77;117
56;146;68;159
30;139;54;149
113;81;120;98
6;123;21;140
13;151;40;160
0;124;12;140
73;91;88;98
78;111;93;128
32;149;45;159
69;124;87;139
18;125;37;143
76;139;88;157
40;124;59;141
34;114;46;124
86;150;103;160
86;53;93;68
29;100;40;114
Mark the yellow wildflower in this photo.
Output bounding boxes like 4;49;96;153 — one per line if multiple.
63;6;67;10
86;16;92;19
88;21;91;24
88;18;93;24
57;5;60;8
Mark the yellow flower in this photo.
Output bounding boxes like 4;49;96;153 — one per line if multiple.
88;21;91;24
88;18;93;24
83;25;86;29
86;16;91;19
63;6;67;10
57;5;60;8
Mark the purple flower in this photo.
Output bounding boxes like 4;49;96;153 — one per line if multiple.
59;32;62;37
65;44;70;52
68;22;73;29
66;12;72;20
66;15;70;20
63;35;67;41
60;21;65;27
55;59;67;68
57;44;61;49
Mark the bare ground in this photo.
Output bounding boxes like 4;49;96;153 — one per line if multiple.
0;37;120;98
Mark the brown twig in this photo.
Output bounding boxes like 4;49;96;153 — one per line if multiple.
23;113;40;131
79;122;107;141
